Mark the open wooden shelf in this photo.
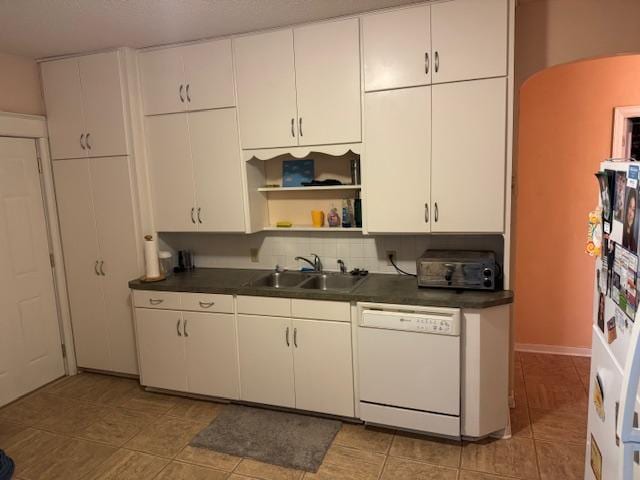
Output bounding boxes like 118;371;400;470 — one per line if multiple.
257;185;361;192
262;225;363;232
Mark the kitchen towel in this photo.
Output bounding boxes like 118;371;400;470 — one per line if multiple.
144;235;161;279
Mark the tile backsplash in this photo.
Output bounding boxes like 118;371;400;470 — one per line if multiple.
160;232;504;275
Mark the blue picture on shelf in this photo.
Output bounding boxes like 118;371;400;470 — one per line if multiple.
282;159;315;187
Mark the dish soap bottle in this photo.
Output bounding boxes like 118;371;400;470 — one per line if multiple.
327;206;341;227
342;199;353;228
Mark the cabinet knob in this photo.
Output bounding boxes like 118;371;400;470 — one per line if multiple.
179;84;185;103
424;203;429;223
425;52;429;75
435;51;440;73
285;326;290;347
190;207;196;224
197;207;202;224
299;118;303;137
149;298;164;305
186;84;191;103
176;319;182;336
99;260;105;276
80;133;86;150
199;301;215;308
434;202;439;222
291;118;295;138
85;133;92;150
94;260;99;275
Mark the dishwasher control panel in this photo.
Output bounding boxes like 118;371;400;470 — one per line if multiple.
360;309;460;336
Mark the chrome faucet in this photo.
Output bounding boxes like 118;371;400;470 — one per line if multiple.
295;253;322;273
337;259;347;274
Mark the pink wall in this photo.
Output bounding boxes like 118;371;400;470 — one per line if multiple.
514;54;640;349
0;52;44;115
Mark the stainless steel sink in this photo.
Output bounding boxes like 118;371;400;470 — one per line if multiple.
247;271;311;288
298;273;365;291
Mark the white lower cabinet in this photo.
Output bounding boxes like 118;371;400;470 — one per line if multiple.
237;315;296;408
134;299;240;398
292;319;354;417
237;298;355;417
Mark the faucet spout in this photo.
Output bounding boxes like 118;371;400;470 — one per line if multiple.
295;253;322;272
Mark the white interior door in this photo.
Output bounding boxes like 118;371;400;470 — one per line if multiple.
364;87;431;233
40;58;86;160
182;39;236;111
135;308;187;392
431;77;506;233
189;109;245;232
431;0;508;84
362;5;431;91
233;29;299;149
294;18;361;146
53;158;111;371
79;52;129;158
138;47;186;115
183;311;240;399
90;157;140;374
0;138;64;406
237;315;295;408
292;319;354;417
145;113;197;232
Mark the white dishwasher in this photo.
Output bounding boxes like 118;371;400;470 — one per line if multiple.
357;302;462;437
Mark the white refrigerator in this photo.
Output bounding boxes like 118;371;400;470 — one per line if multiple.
587;161;640;479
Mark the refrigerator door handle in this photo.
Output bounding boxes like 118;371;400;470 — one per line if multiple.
618;318;640;444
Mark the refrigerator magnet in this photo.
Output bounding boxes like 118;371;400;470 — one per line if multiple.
607;316;617;344
590;434;603;480
593;373;605;421
614;171;627;222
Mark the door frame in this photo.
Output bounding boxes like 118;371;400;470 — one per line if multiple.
0;111;77;375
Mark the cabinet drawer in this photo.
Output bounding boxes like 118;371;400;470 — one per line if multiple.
292;299;351;322
133;290;181;310
237;296;291;317
181;293;234;313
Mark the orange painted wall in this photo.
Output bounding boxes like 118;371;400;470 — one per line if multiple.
515;54;640;349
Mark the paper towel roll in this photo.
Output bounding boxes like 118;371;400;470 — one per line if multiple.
144;235;161;279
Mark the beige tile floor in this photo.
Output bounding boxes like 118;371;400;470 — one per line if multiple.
0;352;588;480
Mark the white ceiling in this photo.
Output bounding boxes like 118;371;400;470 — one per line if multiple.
0;0;420;59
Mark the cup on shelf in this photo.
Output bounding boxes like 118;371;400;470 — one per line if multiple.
311;210;325;227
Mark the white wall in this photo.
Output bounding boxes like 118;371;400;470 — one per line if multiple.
0;52;44;115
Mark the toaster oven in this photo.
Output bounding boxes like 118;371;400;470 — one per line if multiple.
416;250;499;290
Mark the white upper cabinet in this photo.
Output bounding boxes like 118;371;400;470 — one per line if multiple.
362;5;431;92
234;19;361;149
145;109;246;233
365;87;431;233
431;0;508;84
139;38;236;115
294;18;361;146
41;51;129;160
431;77;506;233
233;29;299;149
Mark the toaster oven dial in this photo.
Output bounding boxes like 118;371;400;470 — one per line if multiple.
483;279;493;288
483;268;493;278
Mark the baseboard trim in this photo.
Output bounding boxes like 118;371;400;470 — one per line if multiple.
515;343;591;357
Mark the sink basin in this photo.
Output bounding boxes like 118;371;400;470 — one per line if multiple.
247;271;311;288
298;273;365;291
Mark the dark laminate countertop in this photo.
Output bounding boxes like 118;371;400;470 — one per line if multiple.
129;268;513;309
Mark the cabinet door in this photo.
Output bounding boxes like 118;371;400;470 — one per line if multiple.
294;18;361;146
138;47;186;115
90;157;140;375
182;39;235;111
233;29;298;149
53;159;110;371
189;109;245;232
79;52;129;157
237;315;295;408
364;87;431;233
431;0;508;84
362;5;430;91
431;78;506;232
183;311;240;399
145;113;197;232
40;59;86;160
135;308;187;391
292;319;354;417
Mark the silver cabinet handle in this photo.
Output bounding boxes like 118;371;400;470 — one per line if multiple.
424;203;429;223
298;118;303;137
94;260;100;275
425;52;429;75
183;319;189;337
176;319;182;336
293;327;298;348
285;326;290;347
149;298;163;305
190;207;196;224
435;51;439;73
99;260;105;276
80;133;86;150
197;207;202;224
199;301;215;308
434;202;439;222
179;84;185;103
186;84;191;102
85;133;91;150
291;118;295;137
